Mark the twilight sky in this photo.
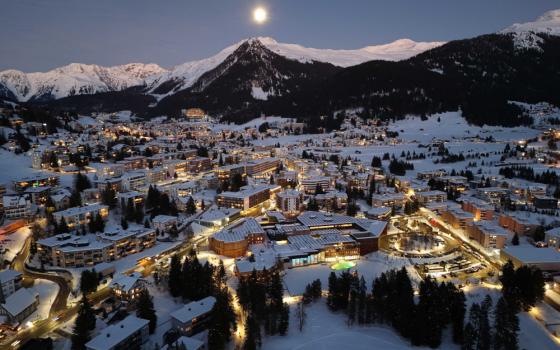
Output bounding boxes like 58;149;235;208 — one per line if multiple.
0;0;558;72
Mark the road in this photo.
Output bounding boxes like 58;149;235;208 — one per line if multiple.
1;287;111;349
2;216;210;349
10;236;72;317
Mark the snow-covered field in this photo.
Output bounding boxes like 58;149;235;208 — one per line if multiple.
283;252;415;295
30;279;59;321
0;226;30;261
265;302;433;350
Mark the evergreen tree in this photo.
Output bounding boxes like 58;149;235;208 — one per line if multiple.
208;288;236;350
101;184;117;208
511;233;519;245
278;303;290;335
168;255;182;298
462;322;476;350
186;196;197;215
243;314;261;350
71;296;96;350
450;288;467;344
136;289;157;334
493;297;519;350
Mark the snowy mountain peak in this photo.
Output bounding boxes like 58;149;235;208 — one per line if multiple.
0;62;166;101
502;9;560;35
501;9;560;50
247;36;445;67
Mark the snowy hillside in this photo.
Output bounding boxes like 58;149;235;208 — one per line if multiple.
254;37;444;67
146;37;444;96
0;62;166;101
501;9;560;49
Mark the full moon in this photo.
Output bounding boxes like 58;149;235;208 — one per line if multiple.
253;7;268;24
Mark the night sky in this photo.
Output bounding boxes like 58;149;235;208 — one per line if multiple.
1;0;558;71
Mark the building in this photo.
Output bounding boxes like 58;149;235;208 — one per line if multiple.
440;208;474;230
185;157;212;173
0;270;22;298
36;234;113;268
243;158;280;178
216;184;280;212
545;227;560;250
209;218;265;257
315;191;348;210
300;176;331;194
2;195;32;219
52;204;109;229
466;221;509;249
86;315;150;350
500;246;560;271
13;174;59;192
415;190;447;204
98;228;157;257
170;296;216;336
533;195;558;209
276;189;303;216
0;288;39;324
498;214;539;236
152;215;178;232
195;207;241;229
121;171;147;191
371;193;407;208
37;228;156;267
461;198;494;221
161;336;204;350
110;273;147;302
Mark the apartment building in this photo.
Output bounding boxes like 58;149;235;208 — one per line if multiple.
441;208;475;230
276;189;303;216
2;195;32;219
461;197;494;221
86;315;150;350
466;221;509;249
170;296;216;336
52;204;109;229
216;184;280;211
0;270;22;299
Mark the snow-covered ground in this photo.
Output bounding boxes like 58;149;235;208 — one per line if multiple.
283;252;415;295
265;301;434;350
29;279;59;321
0;226;30;261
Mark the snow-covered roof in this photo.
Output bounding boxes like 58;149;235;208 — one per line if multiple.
161;336;204;350
110;272;144;293
170;296;216;324
0;269;21;284
502;247;560;264
1;288;37;317
86;315;149;350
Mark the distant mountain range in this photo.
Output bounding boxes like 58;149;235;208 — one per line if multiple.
2;9;560;128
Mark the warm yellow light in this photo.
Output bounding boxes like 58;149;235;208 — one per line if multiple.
253;7;268;24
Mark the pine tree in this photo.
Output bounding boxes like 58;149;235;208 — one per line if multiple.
493;297;519;350
462;322;476;350
186;196;197;215
450;288;466;344
278;303;290;335
58;217;69;233
136;289;157;334
71;296;96;350
243;314;261;350
478;296;492;350
511;233;519;245
168;255;182;298
208;288;236;350
296;302;306;332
